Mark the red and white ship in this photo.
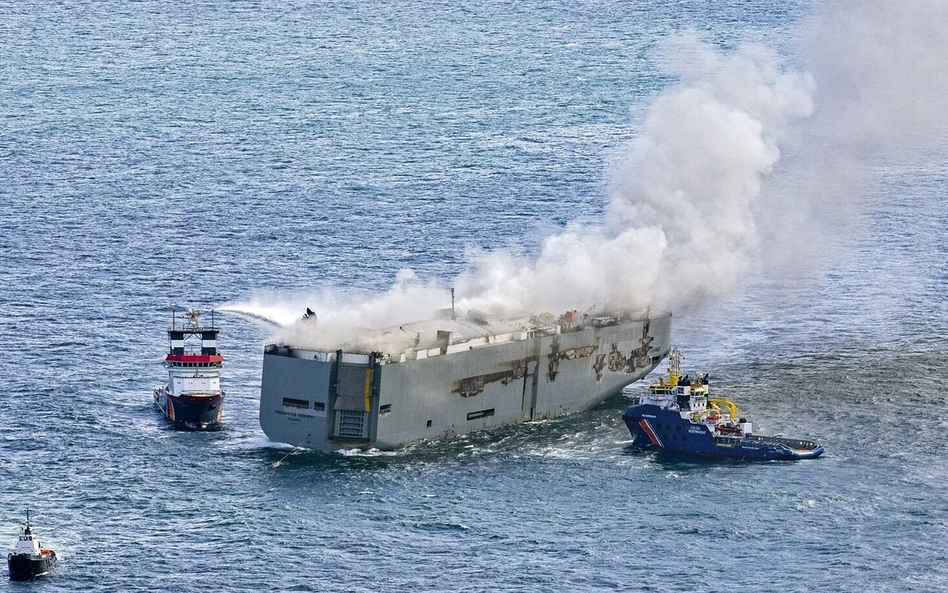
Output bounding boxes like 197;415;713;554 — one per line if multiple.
154;309;225;430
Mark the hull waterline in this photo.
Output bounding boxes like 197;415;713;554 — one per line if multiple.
8;552;57;581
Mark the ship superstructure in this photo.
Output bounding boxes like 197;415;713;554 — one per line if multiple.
154;309;225;430
259;309;672;451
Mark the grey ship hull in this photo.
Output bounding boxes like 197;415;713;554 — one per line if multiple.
259;312;671;452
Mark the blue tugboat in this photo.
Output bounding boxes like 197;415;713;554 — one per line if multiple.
7;510;57;581
622;349;824;461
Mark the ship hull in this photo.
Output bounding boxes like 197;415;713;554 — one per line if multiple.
7;552;56;581
260;314;672;452
155;389;224;430
623;404;824;461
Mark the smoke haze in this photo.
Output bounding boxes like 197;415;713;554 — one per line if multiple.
758;0;948;272
225;0;948;350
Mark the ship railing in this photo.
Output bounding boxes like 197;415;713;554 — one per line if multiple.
532;325;561;337
177;390;223;396
167;360;223;368
745;435;820;451
167;325;219;333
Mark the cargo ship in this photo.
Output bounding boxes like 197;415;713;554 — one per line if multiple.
7;510;57;581
259;308;672;451
622;349;824;460
154;309;225;430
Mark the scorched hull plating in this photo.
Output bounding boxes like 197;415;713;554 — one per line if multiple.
259;312;672;452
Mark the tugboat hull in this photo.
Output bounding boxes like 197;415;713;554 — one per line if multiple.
7;551;57;581
155;389;223;430
623;405;824;461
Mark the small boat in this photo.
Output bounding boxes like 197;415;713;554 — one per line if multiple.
154;309;225;430
622;349;824;461
7;510;57;581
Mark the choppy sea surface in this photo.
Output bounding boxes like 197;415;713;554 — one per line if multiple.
3;1;947;591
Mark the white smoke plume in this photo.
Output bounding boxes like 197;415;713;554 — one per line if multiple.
219;269;451;348
758;0;948;272
802;0;948;153
226;0;948;349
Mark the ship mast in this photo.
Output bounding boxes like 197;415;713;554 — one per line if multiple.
667;348;681;386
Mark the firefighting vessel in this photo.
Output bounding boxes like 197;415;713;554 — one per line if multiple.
259;308;672;451
154;309;225;429
7;510;57;581
622;349;824;460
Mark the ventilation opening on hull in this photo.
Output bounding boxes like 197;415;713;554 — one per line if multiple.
283;398;309;409
467;409;495;421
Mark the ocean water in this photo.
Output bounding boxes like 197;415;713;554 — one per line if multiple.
3;1;948;592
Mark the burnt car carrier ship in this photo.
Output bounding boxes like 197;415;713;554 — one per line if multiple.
259;308;672;452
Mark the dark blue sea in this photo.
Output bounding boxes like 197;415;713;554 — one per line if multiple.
3;1;948;591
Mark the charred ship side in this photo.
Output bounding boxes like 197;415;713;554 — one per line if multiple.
259;309;672;452
154;309;225;430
